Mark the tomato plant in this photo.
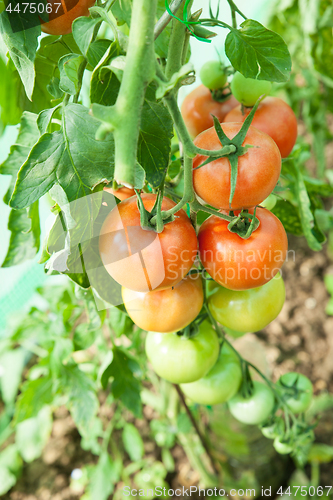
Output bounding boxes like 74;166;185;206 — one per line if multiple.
180;341;242;405
224;96;298;158
99;193;198;292
41;0;95;35
277;372;313;413
193;123;281;210
228;381;275;425
122;273;203;333
230;71;272;106
181;85;238;138
0;0;330;493
199;207;288;290
145;321;220;384
208;272;286;333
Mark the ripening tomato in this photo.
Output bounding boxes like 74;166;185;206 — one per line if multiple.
224;97;298;158
228;381;275;425
181;85;238;138
145;321;220;384
193;123;281;210
103;186;136;201
41;0;95;35
198;207;288;290
99;194;198;292
180;342;242;405
208;272;286;333
122;273;203;333
277;372;313;414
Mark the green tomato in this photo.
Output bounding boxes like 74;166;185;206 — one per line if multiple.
260;193;277;211
200;61;227;90
145;321;219;384
261;417;284;439
180;342;242;405
273;437;293;455
224;326;247;339
208;272;285;333
228;381;275;425
277;372;313;414
230;72;272;107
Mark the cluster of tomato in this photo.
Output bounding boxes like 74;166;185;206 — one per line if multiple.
98;62;314;453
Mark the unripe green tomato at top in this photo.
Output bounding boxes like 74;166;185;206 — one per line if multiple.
260;193;277;211
231;72;272;107
228;381;275;425
277;372;313;414
200;61;227;90
208;272;286;333
145;321;219;384
180;342;242;405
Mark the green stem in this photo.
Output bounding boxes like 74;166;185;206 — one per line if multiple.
310;461;320;488
164;93;236;158
165;2;192;80
112;0;157;186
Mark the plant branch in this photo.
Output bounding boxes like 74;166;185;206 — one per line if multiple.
174;384;219;476
111;0;157;186
165;1;193;80
154;0;185;40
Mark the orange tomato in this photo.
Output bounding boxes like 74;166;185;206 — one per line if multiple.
41;0;95;35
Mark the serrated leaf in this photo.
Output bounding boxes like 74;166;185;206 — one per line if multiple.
0;348;26;404
271;200;303;236
62;365;99;436
109;307;133;337
1;201;40;267
122;423;144;461
72;17;102;57
138;99;173;187
16;406;52;463
10;104;115;209
0;11;39;98
14;376;54;424
0;111;39;203
90;41;121;105
225;20;292;82
59;54;86;95
101;347;142;417
87;452;122;500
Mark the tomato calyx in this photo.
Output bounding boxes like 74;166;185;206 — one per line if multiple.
211;87;232;103
135;189;175;233
227;208;260;239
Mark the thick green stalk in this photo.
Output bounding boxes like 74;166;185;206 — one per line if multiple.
113;0;157;186
165;2;190;79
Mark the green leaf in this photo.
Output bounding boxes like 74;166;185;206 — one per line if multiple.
16;406;53;463
271;200;303;236
225;20;292;82
109;307;133;337
59;54;86;95
87;39;112;69
0;11;39;98
72;17;102;57
14;376;54;424
0;111;39;204
0;348;26;404
62;365;99;436
10;104;115;209
138;99;173;188
1;201;40;267
90;41;121;106
0;58;28;127
0;466;17;495
111;0;132;26
122;423;144;461
0;445;22;495
101;347;142;417
87;452;122;500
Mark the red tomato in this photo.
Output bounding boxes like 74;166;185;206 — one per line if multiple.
41;0;95;35
193;123;281;210
181;85;239;138
122;273;203;333
198;207;288;290
103;186;136;201
224;97;298;158
99;194;198;292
